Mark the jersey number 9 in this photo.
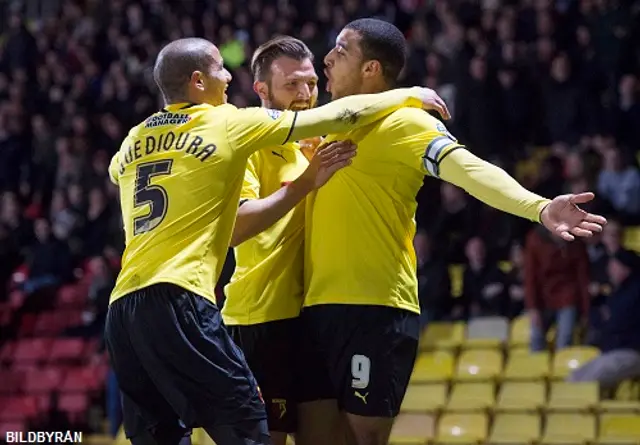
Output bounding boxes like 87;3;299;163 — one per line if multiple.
351;354;371;390
133;160;173;235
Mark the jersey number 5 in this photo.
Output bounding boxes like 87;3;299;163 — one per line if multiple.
133;160;173;235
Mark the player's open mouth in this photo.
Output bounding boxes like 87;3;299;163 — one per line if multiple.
324;69;332;92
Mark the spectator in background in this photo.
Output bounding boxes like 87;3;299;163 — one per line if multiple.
569;249;640;392
415;230;451;326
614;74;640;151
462;237;508;318
24;219;71;291
525;225;590;352
585;230;612;344
506;243;525;319
597;145;640;222
87;255;115;318
65;256;113;339
50;189;81;242
0;223;20;301
455;55;503;158
0;192;30;249
82;187;112;257
542;53;583;145
431;183;477;264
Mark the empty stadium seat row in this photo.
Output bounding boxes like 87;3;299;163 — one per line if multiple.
0;337;101;364
391;412;640;444
0;393;90;423
411;347;600;382
402;381;640;413
421;317;583;352
0;364;108;395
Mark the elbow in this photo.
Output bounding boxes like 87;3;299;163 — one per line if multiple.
229;227;244;248
229;232;243;248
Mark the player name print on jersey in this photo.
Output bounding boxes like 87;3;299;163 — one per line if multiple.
144;112;191;128
117;131;217;175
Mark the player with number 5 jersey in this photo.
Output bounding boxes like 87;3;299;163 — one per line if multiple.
105;37;453;445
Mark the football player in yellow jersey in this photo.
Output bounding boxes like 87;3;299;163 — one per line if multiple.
297;19;608;445
222;37;360;445
218;36;332;442
105;37;451;445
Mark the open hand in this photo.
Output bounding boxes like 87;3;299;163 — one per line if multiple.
540;192;607;241
411;87;451;120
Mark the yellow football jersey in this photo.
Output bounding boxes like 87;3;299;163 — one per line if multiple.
108;103;307;304
223;143;309;325
304;108;464;314
108;89;423;305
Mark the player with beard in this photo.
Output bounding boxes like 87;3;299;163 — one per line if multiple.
221;36;348;445
298;19;607;445
222;36;449;445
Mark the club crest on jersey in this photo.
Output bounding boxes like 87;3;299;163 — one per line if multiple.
145;113;191;128
436;121;457;142
266;109;283;120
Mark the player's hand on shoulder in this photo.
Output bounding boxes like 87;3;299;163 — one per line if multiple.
539;192;607;241
409;87;451;120
299;136;323;161
300;140;357;190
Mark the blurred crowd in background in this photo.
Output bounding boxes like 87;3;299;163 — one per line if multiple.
0;0;639;437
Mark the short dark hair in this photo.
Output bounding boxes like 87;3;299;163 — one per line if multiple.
251;36;314;82
153;38;216;103
345;18;407;85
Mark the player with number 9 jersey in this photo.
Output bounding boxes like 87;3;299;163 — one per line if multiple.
104;38;439;445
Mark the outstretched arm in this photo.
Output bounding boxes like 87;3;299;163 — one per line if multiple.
439;149;549;222
384;107;606;239
227;87;449;156
439;149;606;239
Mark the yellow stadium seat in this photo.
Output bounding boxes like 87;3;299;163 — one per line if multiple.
496;381;546;412
434;413;488;444
464;317;509;350
455;349;503;381
547;382;599;411
503;352;550;381
541;413;596;444
389;413;435;445
623;226;640;254
551;346;599;379
447;382;495;411
488;413;540;444
509;315;530;349
599;400;640;414
401;383;448;413
599;413;640;444
411;351;455;383
420;322;465;350
449;264;465;298
616;380;640;401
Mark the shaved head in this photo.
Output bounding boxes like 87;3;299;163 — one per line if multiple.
153;38;221;104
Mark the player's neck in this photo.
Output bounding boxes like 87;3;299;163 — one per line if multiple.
359;79;391;95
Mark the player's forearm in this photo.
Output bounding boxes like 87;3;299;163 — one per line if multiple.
440;149;551;223
230;179;311;247
288;88;423;142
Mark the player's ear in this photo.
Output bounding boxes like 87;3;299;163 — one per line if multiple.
191;71;205;92
254;80;269;102
362;60;382;79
